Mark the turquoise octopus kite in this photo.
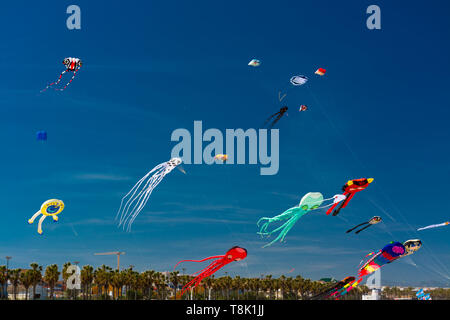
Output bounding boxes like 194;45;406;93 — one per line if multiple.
257;192;325;248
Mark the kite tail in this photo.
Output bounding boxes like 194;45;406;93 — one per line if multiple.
261;215;301;248
55;67;80;91
28;211;41;224
417;222;449;231
355;224;372;234
346;221;369;233
173;255;225;271
117;164;167;230
115;163;165;222
40;70;66;93
358;250;380;269
37;215;47;235
335;277;363;300
180;260;225;296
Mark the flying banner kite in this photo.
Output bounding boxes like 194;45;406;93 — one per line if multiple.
335;240;422;299
310;276;355;300
418;221;449;231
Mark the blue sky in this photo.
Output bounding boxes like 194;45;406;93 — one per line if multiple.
1;0;450;286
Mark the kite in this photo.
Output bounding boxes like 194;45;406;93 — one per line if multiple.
418;221;449;231
36;131;47;141
214;154;228;162
346;216;382;234
28;199;64;234
310;276;355;300
41;57;82;92
422;294;432;300
174;246;247;296
264;106;288;128
257;192;345;247
335;240;421;299
257;192;324;247
416;289;425;299
116;157;182;231
290;75;308;86
278;75;308;102
326;178;374;216
358;241;406;278
416;289;431;300
299;105;308;112
248;59;261;67
315;68;326;76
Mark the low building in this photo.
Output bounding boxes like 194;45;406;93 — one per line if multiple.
362;289;381;300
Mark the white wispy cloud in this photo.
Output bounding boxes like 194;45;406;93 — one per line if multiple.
72;173;133;182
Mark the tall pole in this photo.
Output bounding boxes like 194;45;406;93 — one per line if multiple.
117;254;120;271
5;257;12;299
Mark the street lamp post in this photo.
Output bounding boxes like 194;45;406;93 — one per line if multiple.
5;257;12;299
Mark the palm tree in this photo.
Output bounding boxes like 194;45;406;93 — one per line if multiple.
154;272;168;300
9;269;21;300
0;266;7;300
129;270;141;300
203;275;214;300
80;265;94;299
111;270;126;299
263;275;273;299
141;270;156;300
44;264;60;299
29;263;43;300
62;262;72;299
279;275;287;300
232;276;242;300
20;270;33;300
94;265;112;299
169;271;180;300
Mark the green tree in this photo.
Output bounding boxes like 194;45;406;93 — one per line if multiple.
29;263;43;300
80;265;94;299
20;270;34;300
9;269;21;300
44;264;60;299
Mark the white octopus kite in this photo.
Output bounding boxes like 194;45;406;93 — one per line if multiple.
116;157;182;231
